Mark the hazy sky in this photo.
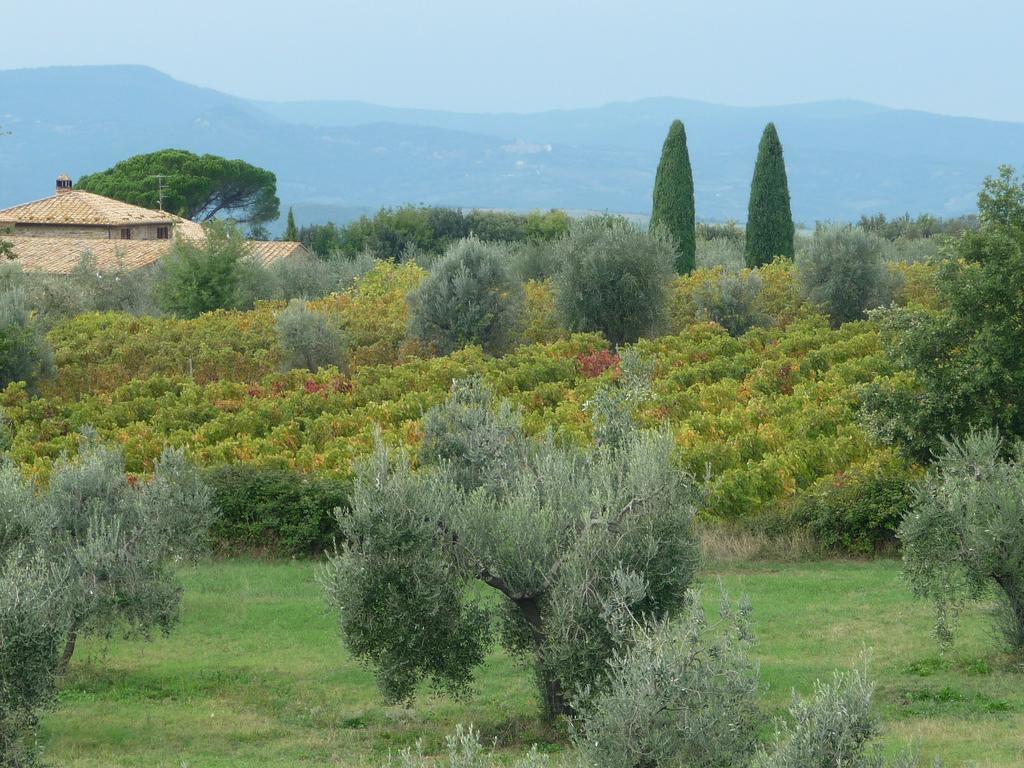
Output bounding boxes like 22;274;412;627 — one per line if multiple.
2;0;1021;121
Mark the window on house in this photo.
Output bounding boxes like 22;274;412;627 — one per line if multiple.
121;228;132;240
157;226;170;240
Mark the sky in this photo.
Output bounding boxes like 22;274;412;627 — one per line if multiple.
1;0;1022;122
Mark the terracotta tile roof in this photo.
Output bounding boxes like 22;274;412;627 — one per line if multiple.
2;236;169;274
248;240;311;266
167;214;206;241
0;190;179;227
2;236;310;275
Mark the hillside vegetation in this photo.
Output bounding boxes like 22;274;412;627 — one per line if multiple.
2;249;938;553
6;163;1023;768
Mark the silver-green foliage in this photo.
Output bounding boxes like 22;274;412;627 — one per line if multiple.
265;254;338;301
901;429;1024;649
578;637;920;768
553;218;676;345
510;240;561;282
408;236;525;355
67;253;157;316
696;236;746;271
880;237;943;264
387;725;548;768
267;251;378;300
393;654;925;768
276;299;348;372
692;269;770;337
0;258;156;329
797;225;898;327
0;440;210;765
0;437;215;668
323;382;701;718
320;443;491;703
0;554;68;767
583;347;654;449
0;288;54;392
572;592;760;768
753;662;919;768
419;376;529;493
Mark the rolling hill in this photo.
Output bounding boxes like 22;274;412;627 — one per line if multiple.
2;65;1022;228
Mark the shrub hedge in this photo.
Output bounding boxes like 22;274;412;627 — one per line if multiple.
205;464;351;555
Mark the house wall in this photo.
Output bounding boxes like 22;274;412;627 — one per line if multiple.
3;223;174;240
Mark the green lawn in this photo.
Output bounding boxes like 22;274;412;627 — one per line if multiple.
43;559;1024;767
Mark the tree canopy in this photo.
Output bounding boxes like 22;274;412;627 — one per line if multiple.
900;430;1024;650
745;123;795;267
284;208;299;241
552;218;675;345
323;373;700;719
863;166;1024;461
796;224;897;327
407;237;525;355
153;221;257;318
651;120;696;273
0;436;213;765
76;149;280;225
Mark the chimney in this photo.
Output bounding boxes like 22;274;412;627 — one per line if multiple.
56;174;73;195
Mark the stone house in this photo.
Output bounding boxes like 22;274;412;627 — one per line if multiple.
0;176;309;273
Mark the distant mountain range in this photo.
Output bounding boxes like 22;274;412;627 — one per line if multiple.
1;65;1022;232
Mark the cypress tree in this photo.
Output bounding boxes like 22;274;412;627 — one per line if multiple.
284;207;299;241
651;120;696;274
745;123;795;267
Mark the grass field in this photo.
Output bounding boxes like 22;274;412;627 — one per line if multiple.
43;559;1024;767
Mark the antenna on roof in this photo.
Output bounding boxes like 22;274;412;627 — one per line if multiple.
148;175;168;211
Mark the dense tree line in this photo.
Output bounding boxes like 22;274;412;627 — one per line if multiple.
858;211;979;240
295;206;571;258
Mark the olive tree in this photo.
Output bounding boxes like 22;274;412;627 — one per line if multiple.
275;299;347;372
66;254;157;316
0;436;214;670
322;381;701;719
572;593;760;768
796;225;897;327
583;347;654;449
0;288;54;392
392;638;921;768
901;429;1024;649
553;218;675;345
418;376;529;494
0;553;68;767
753;663;918;768
408;236;525;355
574;608;918;768
692;268;770;337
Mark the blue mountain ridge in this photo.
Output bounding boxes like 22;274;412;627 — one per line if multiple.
2;65;1021;226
